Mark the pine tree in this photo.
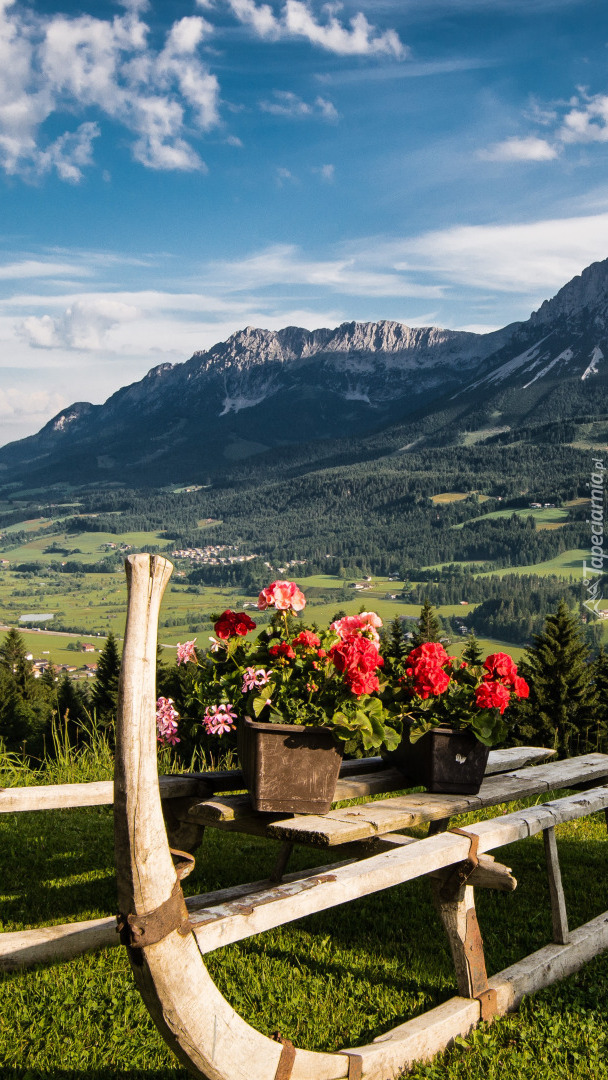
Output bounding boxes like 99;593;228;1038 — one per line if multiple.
0;628;34;695
461;633;484;666
591;646;608;752
40;660;57;690
91;631;120;726
515;601;597;757
381;616;409;676
411;599;442;647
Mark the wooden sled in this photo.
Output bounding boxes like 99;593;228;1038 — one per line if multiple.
114;555;608;1080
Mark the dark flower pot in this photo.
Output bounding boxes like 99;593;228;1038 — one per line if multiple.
385;726;490;795
237;716;343;814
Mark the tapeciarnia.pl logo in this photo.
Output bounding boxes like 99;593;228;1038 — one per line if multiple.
583;457;606;617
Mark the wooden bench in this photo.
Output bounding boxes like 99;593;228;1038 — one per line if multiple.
109;556;608;1080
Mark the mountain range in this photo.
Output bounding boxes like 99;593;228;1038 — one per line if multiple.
2;257;608;487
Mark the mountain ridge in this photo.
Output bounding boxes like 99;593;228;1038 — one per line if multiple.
2;259;608;487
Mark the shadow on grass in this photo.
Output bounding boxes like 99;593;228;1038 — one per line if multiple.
2;1072;188;1080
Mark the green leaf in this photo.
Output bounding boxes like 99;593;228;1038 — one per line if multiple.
252;696;267;718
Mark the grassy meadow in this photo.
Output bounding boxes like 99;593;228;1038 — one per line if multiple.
1;744;607;1079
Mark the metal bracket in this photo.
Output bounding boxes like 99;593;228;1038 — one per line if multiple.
272;1032;296;1080
476;987;498;1023
440;829;480;900
340;1052;363;1080
116;849;195;949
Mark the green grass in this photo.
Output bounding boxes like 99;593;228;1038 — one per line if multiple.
1;528;171;565
477;550;588;580
454;507;570;530
1;743;607;1078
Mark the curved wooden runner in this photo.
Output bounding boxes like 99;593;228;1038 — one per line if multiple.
113;554;608;1080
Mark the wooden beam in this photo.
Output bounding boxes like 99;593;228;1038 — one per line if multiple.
0;855;360;971
0;746;554;815
543;826;569;945
0;775;211;813
260;757;608;847
431;882;490;1000
339;909;608;1079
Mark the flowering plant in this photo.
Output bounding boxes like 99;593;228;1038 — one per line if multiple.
385;643;529;747
158;580;400;757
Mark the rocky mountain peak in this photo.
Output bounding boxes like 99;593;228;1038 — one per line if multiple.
531;257;608;326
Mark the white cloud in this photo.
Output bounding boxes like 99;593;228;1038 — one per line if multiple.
0;3;219;179
561;92;608;144
260;90;338;120
480;87;608;165
387;212;608;292
313;162;335;181
0;258;92;279
276;165;296;185
0;386;66;421
479;135;558;162
221;0;406;57
207;242;444;297
19;297;140;350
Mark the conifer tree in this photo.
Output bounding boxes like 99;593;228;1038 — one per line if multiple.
515;601;597;757
411;599;442;647
461;633;484;666
40;660;57;690
91;631;120;726
381;616;409;676
592;646;608;751
0;628;34;695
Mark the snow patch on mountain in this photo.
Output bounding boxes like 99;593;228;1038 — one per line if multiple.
582;346;603;380
523;347;574;389
219;392;272;416
343;387;371;403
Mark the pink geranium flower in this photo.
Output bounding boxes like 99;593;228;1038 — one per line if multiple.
156;697;180;746
258;580;306;613
203;703;237;735
176;639;197;665
331;611;383;645
242;667;272;692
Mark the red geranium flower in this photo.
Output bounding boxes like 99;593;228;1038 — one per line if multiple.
214;610;257;640
293;630;321;649
269;642;296;660
475;680;511;715
411;662;451;700
329;636;383;696
484;652;518;687
407;642;451;667
513;675;530;698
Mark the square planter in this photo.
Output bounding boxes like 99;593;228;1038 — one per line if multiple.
385;726;490;794
237;716;343;814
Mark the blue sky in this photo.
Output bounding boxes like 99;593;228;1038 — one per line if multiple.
2;0;608;442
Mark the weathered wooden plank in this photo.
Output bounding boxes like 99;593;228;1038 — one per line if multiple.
543;826;569;945
266;755;608;846
0;917;118;971
342;909;608;1078
343;996;481;1078
0;775;213;813
484;746;555;774
489;909;608;1014
185;748;558;827
0;855;360;971
468;785;608;851
371;835;516;892
187;786;608;955
0;746;554;817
